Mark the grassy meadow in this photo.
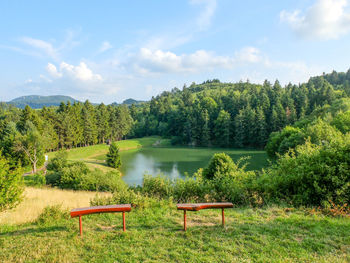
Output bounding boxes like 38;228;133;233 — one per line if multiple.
0;196;349;263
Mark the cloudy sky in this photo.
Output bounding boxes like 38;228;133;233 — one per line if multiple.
1;0;350;103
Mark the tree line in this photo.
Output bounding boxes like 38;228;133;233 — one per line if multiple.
130;73;345;148
0;100;133;171
0;69;349;172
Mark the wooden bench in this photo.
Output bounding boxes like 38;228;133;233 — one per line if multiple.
70;204;131;236
176;202;233;231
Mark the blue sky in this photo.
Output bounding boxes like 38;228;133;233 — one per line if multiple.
1;0;350;103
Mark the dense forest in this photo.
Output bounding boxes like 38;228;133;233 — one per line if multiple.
0;69;350;172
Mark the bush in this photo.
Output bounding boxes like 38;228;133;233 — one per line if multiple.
46;150;68;171
0;152;23;212
259;135;350;206
202;153;238;179
24;171;46;187
265;126;305;158
106;142;121;169
59;161;90;190
142;174;173;199
46;150;124;191
172;176;208;202
36;205;69;225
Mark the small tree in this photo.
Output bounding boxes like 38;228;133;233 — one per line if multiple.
106;142;121;169
15;121;44;173
0;152;23;212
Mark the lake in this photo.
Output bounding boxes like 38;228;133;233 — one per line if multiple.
119;147;268;185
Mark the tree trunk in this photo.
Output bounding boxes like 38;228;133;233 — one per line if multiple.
32;161;37;174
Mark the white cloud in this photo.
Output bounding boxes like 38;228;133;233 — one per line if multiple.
98;41;112;53
46;63;62;78
235;47;262;63
190;0;217;30
280;0;350;40
20;37;59;59
46;62;102;81
134;46;264;74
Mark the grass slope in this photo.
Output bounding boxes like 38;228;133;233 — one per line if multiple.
0;203;349;262
46;137;165;172
0;187;110;225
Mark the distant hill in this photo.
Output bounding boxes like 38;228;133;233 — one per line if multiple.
110;98;145;106
122;98;145;105
8;95;79;109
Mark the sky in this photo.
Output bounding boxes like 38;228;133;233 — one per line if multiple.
1;0;350;104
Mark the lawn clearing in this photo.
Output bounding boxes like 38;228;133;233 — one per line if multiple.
0;203;349;262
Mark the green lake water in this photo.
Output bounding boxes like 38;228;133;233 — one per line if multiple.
119;147;268;186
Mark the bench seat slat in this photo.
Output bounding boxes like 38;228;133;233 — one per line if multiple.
176;202;233;211
70;204;131;218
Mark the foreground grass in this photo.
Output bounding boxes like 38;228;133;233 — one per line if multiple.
1;202;349;262
0;187;110;225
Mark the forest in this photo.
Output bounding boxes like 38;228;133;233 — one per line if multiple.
0;70;348;170
1;69;350;210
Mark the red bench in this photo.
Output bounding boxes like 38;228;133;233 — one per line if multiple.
176;202;233;231
70;204;131;236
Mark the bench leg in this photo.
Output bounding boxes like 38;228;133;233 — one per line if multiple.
222;208;225;226
122;212;126;232
184;210;187;231
79;215;83;237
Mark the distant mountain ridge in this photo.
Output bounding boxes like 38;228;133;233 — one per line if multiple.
8;95;79;109
7;95;145;109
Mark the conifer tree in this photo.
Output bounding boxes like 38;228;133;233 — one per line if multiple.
106;142;121;169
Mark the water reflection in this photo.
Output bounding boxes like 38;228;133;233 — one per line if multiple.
120;147;268;186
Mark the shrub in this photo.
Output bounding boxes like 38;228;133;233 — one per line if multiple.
142;174;173;199
59;161;90;190
24;171;46;187
259;135;350;206
265;126;305;158
106;142;121;169
46;150;68;171
0;152;23;212
172;175;208;202
202;153;237;179
36;205;69;225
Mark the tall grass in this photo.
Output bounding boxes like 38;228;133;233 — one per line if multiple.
0;187;110;225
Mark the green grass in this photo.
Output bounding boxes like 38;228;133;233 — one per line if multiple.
1;203;349;262
46;137;166;172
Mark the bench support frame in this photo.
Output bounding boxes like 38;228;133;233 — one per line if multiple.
77;212;126;237
182;208;226;231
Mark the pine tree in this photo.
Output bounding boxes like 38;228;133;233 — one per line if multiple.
106;142;121;169
214;110;230;147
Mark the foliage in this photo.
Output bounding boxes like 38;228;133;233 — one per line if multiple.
260;135;350;206
23;171;46;187
14;121;44;173
36;205;69;225
266;126;305;158
106;142;121;168
202;153;238;179
0;152;23;212
46;151;123;191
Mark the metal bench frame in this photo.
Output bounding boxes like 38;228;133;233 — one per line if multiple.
176;202;234;231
